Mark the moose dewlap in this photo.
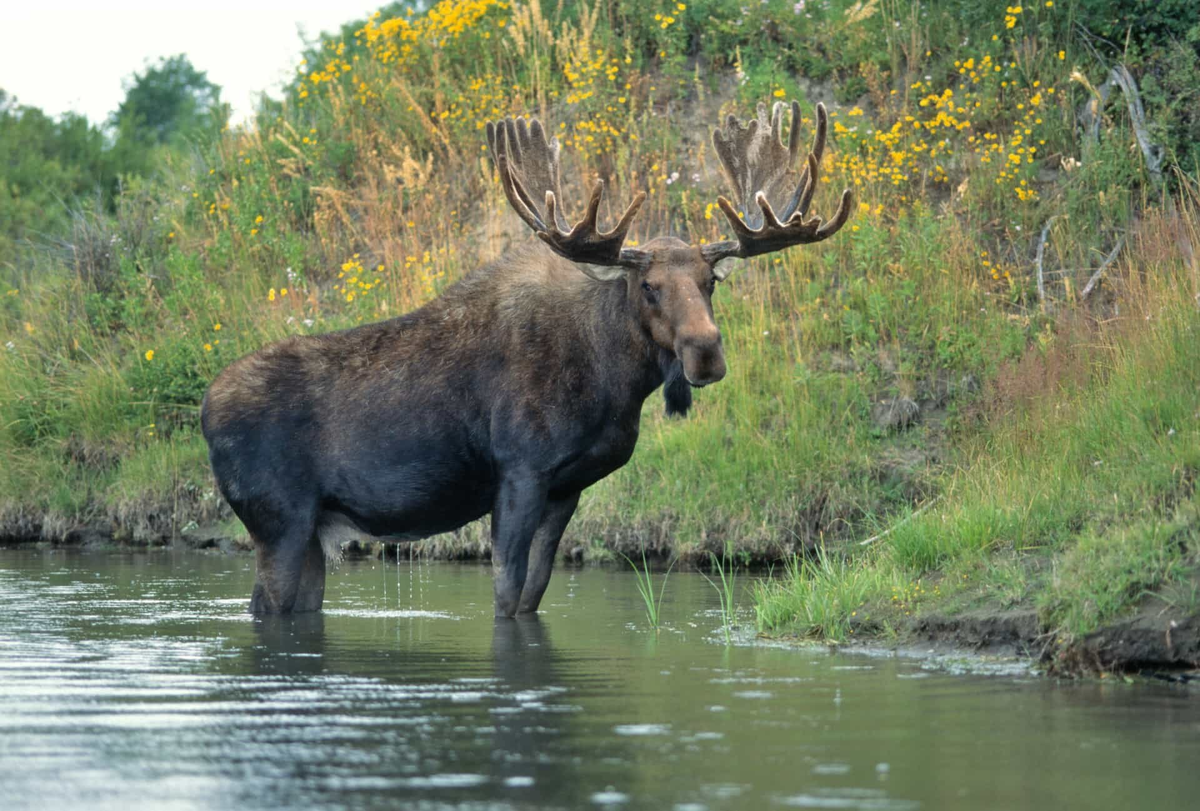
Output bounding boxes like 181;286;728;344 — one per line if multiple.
200;101;852;617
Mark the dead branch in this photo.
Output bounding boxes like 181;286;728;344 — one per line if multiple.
859;496;943;547
1108;64;1164;184
1073;58;1164;184
1079;236;1125;301
1035;215;1061;313
1075;76;1112;147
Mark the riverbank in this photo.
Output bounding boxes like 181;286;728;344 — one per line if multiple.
5;522;1198;677
751;213;1200;675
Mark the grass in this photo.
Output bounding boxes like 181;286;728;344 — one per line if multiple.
703;553;740;643
754;203;1200;647
753;549;907;642
621;551;675;631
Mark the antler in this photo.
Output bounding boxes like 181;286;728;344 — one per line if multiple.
701;101;853;273
486;116;649;275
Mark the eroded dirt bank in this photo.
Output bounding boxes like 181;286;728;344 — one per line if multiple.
906;608;1200;678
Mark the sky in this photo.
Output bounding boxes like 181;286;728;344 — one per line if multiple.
0;1;383;126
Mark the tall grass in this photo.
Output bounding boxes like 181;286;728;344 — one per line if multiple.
704;553;740;644
753;550;904;641
755;201;1200;642
621;551;675;631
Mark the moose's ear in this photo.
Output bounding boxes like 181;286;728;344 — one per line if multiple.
711;255;740;281
701;241;741;280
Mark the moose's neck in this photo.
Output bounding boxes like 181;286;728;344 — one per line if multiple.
579;269;669;407
455;245;671;413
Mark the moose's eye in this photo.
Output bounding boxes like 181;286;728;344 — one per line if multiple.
708;276;718;294
641;281;660;305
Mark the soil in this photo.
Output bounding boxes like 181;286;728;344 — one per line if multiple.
904;604;1200;679
909;609;1043;658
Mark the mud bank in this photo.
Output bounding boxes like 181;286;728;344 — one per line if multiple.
766;607;1199;679
906;608;1200;678
0;515;788;565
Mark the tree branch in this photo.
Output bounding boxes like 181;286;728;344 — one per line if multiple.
1108;64;1164;184
1035;216;1061;313
859;497;943;547
1079;236;1125;301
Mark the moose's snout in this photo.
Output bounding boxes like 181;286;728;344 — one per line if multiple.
676;326;726;387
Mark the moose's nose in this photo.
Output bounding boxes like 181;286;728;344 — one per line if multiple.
676;328;726;387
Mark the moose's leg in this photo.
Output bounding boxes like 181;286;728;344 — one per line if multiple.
516;492;580;615
293;537;327;612
246;501;322;614
491;472;549;618
250;532;325;614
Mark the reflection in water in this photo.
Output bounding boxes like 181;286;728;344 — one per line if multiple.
251;612;328;675
491;617;555;796
492;615;554;688
0;549;1197;811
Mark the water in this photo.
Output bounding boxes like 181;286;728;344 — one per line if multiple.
0;549;1196;811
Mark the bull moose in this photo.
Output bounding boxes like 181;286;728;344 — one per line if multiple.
200;100;852;617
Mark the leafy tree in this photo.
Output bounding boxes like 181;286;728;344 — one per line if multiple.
0;90;115;264
110;54;225;145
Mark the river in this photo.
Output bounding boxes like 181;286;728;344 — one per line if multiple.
0;549;1196;810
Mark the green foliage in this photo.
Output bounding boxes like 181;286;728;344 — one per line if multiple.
1139;40;1200;179
622;551;675;630
125;335;211;410
0;92;117;264
1075;0;1200;48
753;549;904;641
0;55;223;268
703;553;740;644
1040;510;1197;637
757;243;1200;643
110;54;225;146
103;430;212;514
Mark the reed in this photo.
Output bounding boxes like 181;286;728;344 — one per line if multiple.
704;553;739;644
621;551;676;631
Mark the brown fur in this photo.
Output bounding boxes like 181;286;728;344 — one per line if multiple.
201;239;725;617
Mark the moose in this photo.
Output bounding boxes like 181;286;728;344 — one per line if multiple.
200;100;852;617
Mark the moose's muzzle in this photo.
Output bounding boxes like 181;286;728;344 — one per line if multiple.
676;327;726;387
